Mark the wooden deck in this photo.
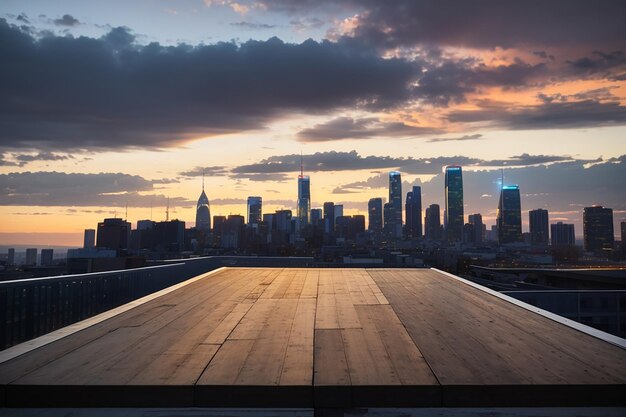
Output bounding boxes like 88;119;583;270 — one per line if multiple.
0;268;624;408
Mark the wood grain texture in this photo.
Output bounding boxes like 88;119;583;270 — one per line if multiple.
1;267;624;408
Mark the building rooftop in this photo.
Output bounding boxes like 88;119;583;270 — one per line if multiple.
0;267;624;408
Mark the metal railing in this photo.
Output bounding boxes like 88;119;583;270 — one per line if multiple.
0;263;190;350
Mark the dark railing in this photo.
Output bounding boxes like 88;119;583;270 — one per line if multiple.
0;263;191;350
503;290;626;338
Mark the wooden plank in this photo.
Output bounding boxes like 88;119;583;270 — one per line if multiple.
374;269;626;386
356;304;438;385
313;329;352;408
196;339;255;385
203;302;254;345
280;297;316;385
300;269;319;298
283;269;307;299
341;327;399;385
228;298;277;340
313;329;350;386
315;293;338;330
236;298;299;385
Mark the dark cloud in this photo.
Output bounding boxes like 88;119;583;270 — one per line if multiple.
16;13;29;24
566;51;626;78
13;152;73;165
0;20;418;151
264;1;626;50
232;151;579;177
178;166;229;177
231;173;291;182
428;134;483;143
448;99;626;130
230;21;277;29
413;58;549;106
0;171;191;207
232;151;412;174
297;117;441;141
53;14;80;27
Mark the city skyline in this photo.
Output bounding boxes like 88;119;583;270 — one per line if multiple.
0;1;625;246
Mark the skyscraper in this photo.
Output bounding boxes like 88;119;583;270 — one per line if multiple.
323;202;335;235
247;196;262;227
97;218;131;250
388;171;402;238
445;166;463;242
383;202;395;237
7;248;15;266
620;221;626;254
425;204;442;240
368;198;383;235
83;229;95;248
40;249;53;266
583;206;614;253
297;159;311;231
529;209;549;245
405;185;422;238
310;208;322;226
25;248;37;266
195;176;211;231
468;213;483;244
551;222;575;246
497;185;522;244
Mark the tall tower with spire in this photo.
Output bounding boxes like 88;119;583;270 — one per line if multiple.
297;153;311;232
195;172;211;231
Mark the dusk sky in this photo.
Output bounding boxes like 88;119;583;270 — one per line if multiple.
0;0;625;246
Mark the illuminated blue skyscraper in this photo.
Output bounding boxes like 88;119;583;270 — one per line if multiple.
445;166;464;242
388;171;402;238
497;185;522;244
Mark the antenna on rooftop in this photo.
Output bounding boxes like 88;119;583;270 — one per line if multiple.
202;170;205;191
125;202;128;220
166;197;170;221
501;168;504;190
300;151;303;177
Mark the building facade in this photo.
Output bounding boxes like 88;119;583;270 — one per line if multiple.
551;222;575;246
388;171;403;238
583;206;614;254
497;185;522;244
405;185;422;238
368;198;383;235
247;196;263;227
445;166;464;242
529;209;549;245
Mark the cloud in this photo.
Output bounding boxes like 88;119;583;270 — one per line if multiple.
428;134;483;143
297;117;441;141
232;150;585;177
179;166;229;177
447;98;626;130
264;1;626;50
0;171;191;207
231;173;291;182
53;14;80;27
232;150;412;174
566;50;626;77
0;21;421;152
230;21;277;29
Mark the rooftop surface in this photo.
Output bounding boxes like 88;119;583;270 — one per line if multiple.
0;268;624;408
